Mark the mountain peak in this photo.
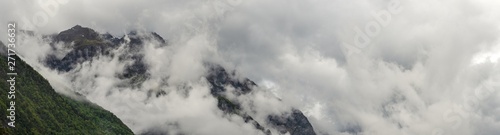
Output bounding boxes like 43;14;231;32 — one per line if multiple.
72;24;83;29
122;31;166;45
55;25;100;43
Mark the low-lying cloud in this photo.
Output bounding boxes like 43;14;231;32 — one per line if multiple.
3;0;500;134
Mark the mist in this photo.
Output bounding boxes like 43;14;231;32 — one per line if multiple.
2;0;500;134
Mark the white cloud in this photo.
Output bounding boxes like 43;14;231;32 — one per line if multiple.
4;0;500;134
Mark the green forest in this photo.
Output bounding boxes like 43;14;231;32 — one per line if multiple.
0;55;133;135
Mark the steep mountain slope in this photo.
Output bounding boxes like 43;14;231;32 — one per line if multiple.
0;52;133;134
39;25;317;135
207;65;316;135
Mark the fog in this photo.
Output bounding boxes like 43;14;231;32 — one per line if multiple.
2;0;500;134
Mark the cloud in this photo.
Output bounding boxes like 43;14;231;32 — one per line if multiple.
4;0;500;134
13;31;272;134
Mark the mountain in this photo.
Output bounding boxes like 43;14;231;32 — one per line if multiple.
207;65;316;135
0;47;134;134
42;25;317;135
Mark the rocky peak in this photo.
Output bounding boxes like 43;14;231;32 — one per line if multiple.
120;31;166;45
268;109;317;135
206;65;316;135
46;26;150;74
207;65;256;96
54;25;100;43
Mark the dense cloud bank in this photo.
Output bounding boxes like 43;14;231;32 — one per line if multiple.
3;0;500;134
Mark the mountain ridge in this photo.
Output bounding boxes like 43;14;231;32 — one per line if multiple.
39;25;317;135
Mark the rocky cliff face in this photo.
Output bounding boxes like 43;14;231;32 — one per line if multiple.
42;25;316;135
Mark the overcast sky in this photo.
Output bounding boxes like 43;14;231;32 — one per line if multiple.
2;0;500;134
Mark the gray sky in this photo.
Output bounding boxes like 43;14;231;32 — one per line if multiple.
2;0;500;134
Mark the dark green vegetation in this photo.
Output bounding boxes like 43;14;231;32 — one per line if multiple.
0;55;133;135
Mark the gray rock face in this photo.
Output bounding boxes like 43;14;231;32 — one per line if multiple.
207;65;316;135
267;109;317;135
43;25;316;135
